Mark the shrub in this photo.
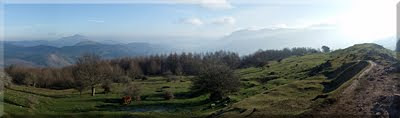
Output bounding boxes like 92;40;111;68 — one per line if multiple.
192;63;240;101
1;73;12;90
114;76;131;83
121;96;132;105
123;83;141;101
101;79;112;94
140;76;148;81
163;91;175;100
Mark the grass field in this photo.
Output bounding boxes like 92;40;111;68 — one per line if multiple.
2;43;392;118
3;76;211;118
2;53;327;117
0;53;342;118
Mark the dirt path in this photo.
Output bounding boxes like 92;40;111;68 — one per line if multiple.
314;61;400;117
358;61;376;78
342;61;376;95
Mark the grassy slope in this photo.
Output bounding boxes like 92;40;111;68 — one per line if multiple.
2;76;210;118
2;43;395;118
220;54;329;117
219;43;396;117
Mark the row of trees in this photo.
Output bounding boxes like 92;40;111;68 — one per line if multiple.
240;47;321;67
5;47;325;99
5;65;75;89
110;51;240;77
4;51;241;96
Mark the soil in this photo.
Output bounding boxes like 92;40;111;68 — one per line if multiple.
313;61;400;118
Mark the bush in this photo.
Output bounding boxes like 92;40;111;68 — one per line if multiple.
163;91;175;100
123;83;141;101
192;63;240;101
101;80;112;94
140;76;148;81
1;73;12;90
113;76;131;83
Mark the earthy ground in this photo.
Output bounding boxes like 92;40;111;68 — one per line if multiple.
313;61;400;118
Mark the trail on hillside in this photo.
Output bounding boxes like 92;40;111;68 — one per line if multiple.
314;61;400;117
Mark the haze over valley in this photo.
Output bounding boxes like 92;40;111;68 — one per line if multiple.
2;0;400;117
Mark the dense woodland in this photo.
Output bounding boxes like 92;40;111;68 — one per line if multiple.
4;47;322;100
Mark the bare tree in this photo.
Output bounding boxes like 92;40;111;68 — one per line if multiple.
72;53;108;96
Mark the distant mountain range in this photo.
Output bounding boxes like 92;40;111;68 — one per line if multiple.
7;34;90;47
5;29;396;67
6;34;127;48
218;26;358;54
4;35;169;67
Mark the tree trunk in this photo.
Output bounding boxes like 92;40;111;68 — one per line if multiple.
91;86;96;96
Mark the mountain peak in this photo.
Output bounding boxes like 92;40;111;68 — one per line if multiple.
61;34;87;40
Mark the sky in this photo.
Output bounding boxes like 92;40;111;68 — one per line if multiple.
3;0;400;42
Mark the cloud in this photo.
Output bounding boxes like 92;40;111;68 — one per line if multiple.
180;18;204;26
179;16;236;26
211;16;236;25
199;0;233;10
6;0;234;10
87;20;105;23
167;0;233;10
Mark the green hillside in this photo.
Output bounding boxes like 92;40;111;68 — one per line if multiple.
1;43;397;118
216;43;397;117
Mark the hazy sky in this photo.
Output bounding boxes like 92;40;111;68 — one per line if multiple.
4;0;400;42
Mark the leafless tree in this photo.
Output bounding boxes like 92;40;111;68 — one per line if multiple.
72;53;108;96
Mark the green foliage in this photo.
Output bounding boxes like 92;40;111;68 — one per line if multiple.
322;46;330;53
192;64;240;101
240;47;321;67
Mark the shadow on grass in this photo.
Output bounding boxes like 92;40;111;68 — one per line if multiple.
4;99;26;107
7;87;66;98
4;113;136;118
94;98;210;112
322;61;368;93
173;91;204;99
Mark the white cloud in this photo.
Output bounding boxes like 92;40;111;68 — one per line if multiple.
199;0;233;10
3;0;343;7
5;0;234;10
180;18;204;26
87;20;105;23
211;16;236;25
179;16;236;26
166;0;233;9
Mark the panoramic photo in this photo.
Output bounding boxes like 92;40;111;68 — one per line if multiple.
1;0;400;117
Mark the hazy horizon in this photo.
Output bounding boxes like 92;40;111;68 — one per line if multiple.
5;0;398;42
